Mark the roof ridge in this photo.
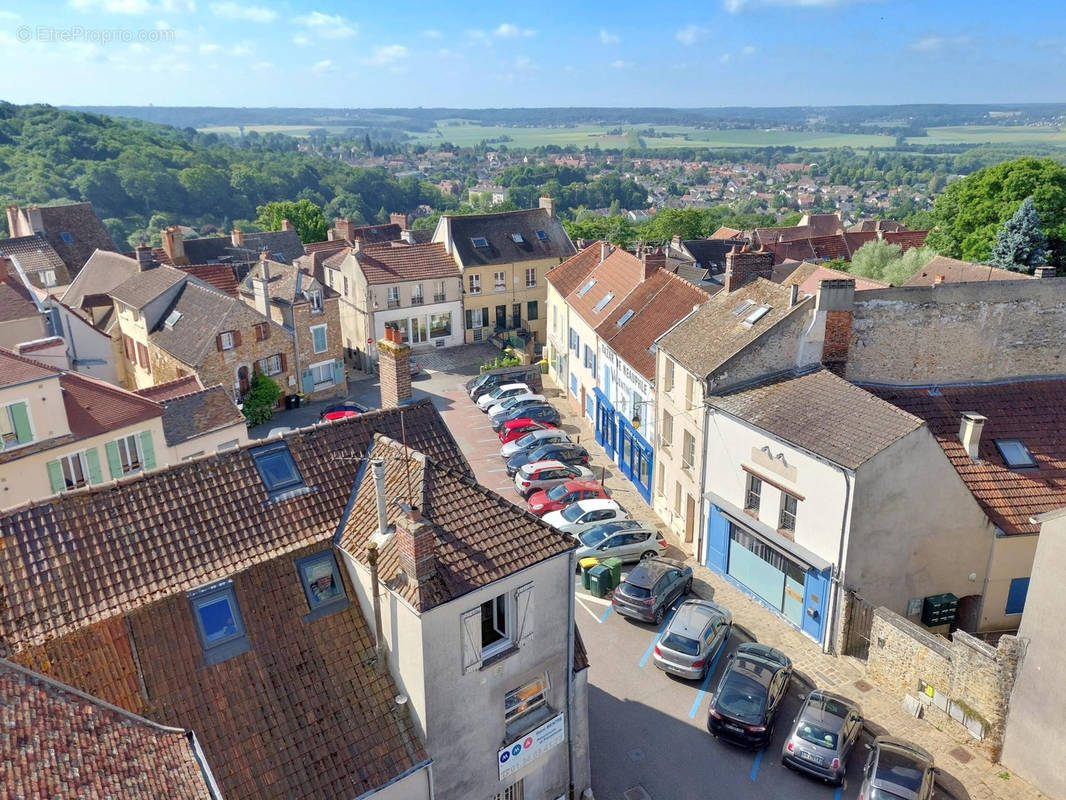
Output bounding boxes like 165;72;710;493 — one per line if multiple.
0;345;62;376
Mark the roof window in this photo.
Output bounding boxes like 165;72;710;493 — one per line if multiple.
648;342;658;355
742;305;771;326
511;233;524;244
994;438;1037;469
296;551;349;621
60;231;74;243
616;309;635;327
188;579;250;665
732;300;755;316
251;441;307;499
164;310;182;329
471;236;489;248
593;292;615;313
536;229;548;241
577;278;597;297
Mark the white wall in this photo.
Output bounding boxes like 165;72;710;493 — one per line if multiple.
567;311;600;420
372;301;464;356
358;763;432;800
599;343;655;440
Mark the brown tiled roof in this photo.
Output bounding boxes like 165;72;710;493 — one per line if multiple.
155;385;245;447
710;369;923;470
800;213;844;237
180;263;240;296
0;274;40;323
60;370;164;438
0;398;466;652
848;219;905;233
842;231;881;254
0;234;70;285
709;226;743;240
903;255;1031;287
30;202;118;276
782;263;888;295
0;659;217;800
866;378;1066;534
545;241;604;296
441;207;576;267
348;242;460;285
764;239;816;264
238;259;330;306
110;264;187;310
348;222;402;243
339;434;574;612
134;374;204;401
0;347;60;388
596;269;711;380
573;627;590;672
882;230;930;251
809;233;851;261
59;250;141;311
304;239;351;255
566;247;646;327
754;225;815;245
181;230;305;265
658;278;811;379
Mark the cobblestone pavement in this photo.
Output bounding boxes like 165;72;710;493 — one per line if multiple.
540;374;1047;800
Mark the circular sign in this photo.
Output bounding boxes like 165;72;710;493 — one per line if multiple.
367;338;374;344
512;744;522;756
499;751;510;764
523;736;534;749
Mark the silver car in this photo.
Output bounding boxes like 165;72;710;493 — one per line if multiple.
513;460;595;497
781;691;863;784
487;393;546;419
575;525;667;564
857;736;937;800
500;427;571;459
653;600;732;680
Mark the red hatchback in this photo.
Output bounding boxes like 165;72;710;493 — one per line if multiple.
498;418;557;444
527;480;610;516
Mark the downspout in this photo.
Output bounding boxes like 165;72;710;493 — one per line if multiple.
696;397;711;560
565;547;576;799
825;464;854;654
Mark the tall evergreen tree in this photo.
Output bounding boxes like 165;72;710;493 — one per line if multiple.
990;196;1049;271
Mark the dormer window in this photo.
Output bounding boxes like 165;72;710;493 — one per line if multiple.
309;289;323;312
251;441;306;499
994;438;1037;469
296;551;349;620
471;236;489;248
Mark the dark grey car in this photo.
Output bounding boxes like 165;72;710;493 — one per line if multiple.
781;690;863;784
653;599;732;680
857;736;937;800
612;557;693;624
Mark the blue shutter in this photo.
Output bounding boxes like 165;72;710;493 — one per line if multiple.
1005;577;1030;615
301;369;314;395
46;459;65;493
332;359;345;386
139;431;156;470
85;448;103;485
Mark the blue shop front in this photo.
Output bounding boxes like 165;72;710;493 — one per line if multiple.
703;492;830;644
594;387;653;503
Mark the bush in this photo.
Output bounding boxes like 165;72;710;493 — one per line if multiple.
242;372;281;426
480;351;521;372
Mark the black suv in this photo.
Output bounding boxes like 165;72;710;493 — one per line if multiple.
468;366;542;402
612;556;693;624
492;404;561;432
707;642;793;749
506;442;589;476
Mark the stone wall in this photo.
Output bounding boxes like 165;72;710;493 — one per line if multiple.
865;607;1021;759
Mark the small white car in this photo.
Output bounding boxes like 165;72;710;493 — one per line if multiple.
500;427;571;459
541;499;629;536
476;383;530;411
487;393;546;419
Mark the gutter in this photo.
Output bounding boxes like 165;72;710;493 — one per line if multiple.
826;464;854;655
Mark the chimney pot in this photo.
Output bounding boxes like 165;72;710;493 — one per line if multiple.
1033;265;1057;279
280;218;294;232
934;274;945;284
539;194;556;218
600;241;610;263
231;228;244;247
958;412;987;461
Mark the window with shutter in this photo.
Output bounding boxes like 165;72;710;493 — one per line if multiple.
461;607;482;673
1;402;33;448
514;583;534;644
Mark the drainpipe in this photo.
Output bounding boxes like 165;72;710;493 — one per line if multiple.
565;547;576;799
825;465;854;655
695;394;712;560
370;458;388;671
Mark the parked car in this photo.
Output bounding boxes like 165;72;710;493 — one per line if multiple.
513;460;595;498
526;479;609;516
468;366;542;402
506;442;589;476
612;557;693;624
707;642;793;749
499;419;557;445
492;404;561;432
575;525;668;564
501;427;571;459
488;393;547;420
319;401;371;421
857;736;937;800
542;499;629;535
781;691;863;785
476;383;530;411
653;599;733;680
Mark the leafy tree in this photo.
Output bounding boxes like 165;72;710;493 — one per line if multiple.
255;199;327;243
178;164;230;216
242;372;281;426
849;239;902;279
883;245;937;286
989;196;1049;271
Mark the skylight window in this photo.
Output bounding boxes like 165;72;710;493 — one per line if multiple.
511;233;524;243
60;231;74;243
471;236;489;248
577;278;597;297
296;551;348;620
188;579;250;665
743;305;772;326
732;300;755;316
616;309;635;327
648;342;659;355
251;441;306;499
593;292;615;313
164;309;182;330
994;439;1037;469
536;229;548;241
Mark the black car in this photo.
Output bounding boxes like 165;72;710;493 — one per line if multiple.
612;556;693;624
707;642;793;749
506;442;590;476
491;403;560;432
468;366;542;402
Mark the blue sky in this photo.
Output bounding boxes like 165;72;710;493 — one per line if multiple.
0;0;1062;108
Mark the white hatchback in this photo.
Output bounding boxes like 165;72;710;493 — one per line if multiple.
476;383;530;411
541;499;629;536
500;427;571;459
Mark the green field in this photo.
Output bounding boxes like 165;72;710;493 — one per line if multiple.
199;124;356;137
907;125;1066;147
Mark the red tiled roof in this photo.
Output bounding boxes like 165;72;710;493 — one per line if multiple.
709;226;743;240
303;239;350;255
545;241;604;296
0;274;41;323
809;234;851;261
60;371;164;438
843;231;880;255
867;378;1066;535
903;255;1031;287
783;263;889;295
133;374;204;401
0;659;216;800
566;247;646;327
882;230;930;251
0;347;60;388
340;242;460;284
180;263;239;296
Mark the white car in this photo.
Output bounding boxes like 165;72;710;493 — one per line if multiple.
541;499;629;536
500;428;571;459
487;393;546;419
476;383;530;411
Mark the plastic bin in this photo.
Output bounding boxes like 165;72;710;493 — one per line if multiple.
285;394;298;410
579;557;599;590
588;565;610;598
601;557;623;590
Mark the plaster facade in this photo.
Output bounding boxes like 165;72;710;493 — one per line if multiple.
653;350;704;551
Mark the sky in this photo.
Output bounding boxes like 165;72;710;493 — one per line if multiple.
0;0;1063;108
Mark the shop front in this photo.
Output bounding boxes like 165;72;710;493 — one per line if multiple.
593;387;617;459
616;416;653;502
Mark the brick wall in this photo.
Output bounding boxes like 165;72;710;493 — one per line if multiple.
377;329;411;407
395;513;436;584
822;309;852;376
865;607;1021;758
723;247;774;293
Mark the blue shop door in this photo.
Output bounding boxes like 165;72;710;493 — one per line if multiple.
802;569;830;642
705;506;729;572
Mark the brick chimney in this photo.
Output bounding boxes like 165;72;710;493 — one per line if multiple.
816;279;854;376
377;327;412;407
933;274;946;285
723;245;775;293
231;228;244;247
1033;266;1057;279
390;212;409;230
641;247;665;280
958;412;987;461
135;242;154;271
335;218;356;243
160;225;186;264
252;258;271;317
395;503;436;584
539;195;556;218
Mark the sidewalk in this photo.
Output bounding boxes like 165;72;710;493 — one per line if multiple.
543;375;1045;800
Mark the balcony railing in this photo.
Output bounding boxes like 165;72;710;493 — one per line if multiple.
386;299;401;309
433;292;447;302
411;295;424;305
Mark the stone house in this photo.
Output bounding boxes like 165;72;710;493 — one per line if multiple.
4;201;118;289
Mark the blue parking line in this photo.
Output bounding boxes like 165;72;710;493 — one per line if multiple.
833;787;842;800
686;641;728;718
599;604;613;622
638;605;679;667
750;749;763;781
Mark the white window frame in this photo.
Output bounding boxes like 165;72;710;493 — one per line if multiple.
525;267;536;288
309;289;323;312
386;286;400;303
310;324;328;354
682;430;696;472
116;433;143;475
779;492;799;532
37;269;57;287
745;473;762;514
309;359;335;387
468;273;482;295
60;450;90;489
219;330;236;350
260;354;283;376
494;271;506;292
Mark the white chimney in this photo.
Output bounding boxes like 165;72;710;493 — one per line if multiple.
600;241;610;263
958;411;987;460
251;260;271;317
372;458;389;536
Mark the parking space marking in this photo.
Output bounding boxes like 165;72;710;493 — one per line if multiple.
637;605;679;667
599;603;613;622
477;437;501;443
484;467;508;473
493;485;514;493
833;787;842;800
749;749;763;781
686;641;729;719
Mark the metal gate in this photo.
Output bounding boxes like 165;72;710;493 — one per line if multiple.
842;590;874;659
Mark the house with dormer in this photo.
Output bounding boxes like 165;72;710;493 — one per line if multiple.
4;201;118;289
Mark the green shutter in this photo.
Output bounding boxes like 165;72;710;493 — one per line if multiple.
46;459;65;493
465;309;473;330
10;402;32;444
84;448;103;485
105;441;122;479
139;431;156;470
301;369;314;395
332;359;345;386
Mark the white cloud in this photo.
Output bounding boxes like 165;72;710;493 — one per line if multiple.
910;34;971;52
742;44;756;55
252;60;272;70
514;55;538;71
295;11;356;39
292;33;308;46
725;0;875;11
161;0;196;10
208;2;276;22
0;10;20;19
232;42;252;56
675;24;708;46
599;29;620;45
365;44;408;65
69;0;155;13
199;42;221;54
423;29;442;39
610;59;631;69
719;52;732;63
312;58;335;73
494;23;535;38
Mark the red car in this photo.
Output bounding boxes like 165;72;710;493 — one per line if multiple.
498;419;558;444
526;480;610;517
